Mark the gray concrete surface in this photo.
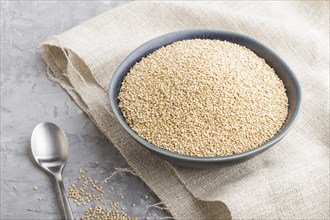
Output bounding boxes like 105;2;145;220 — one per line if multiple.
1;1;168;219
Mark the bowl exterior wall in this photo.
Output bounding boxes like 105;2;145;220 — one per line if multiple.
109;29;301;168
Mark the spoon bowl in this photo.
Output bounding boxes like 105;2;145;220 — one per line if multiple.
31;122;68;174
31;122;74;220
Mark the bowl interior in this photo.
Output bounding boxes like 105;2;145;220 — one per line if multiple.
109;29;301;162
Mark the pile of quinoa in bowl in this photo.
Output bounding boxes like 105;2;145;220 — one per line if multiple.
109;30;301;167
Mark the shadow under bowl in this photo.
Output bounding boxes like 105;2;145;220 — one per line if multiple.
109;29;301;168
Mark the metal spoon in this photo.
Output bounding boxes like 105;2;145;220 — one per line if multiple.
31;122;74;220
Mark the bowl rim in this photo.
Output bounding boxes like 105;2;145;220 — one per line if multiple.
109;29;302;163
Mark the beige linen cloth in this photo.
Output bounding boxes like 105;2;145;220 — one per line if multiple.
42;1;329;219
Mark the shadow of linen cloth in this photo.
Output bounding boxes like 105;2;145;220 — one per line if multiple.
42;1;329;219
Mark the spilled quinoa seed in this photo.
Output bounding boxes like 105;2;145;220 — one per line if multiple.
81;206;137;220
118;39;289;157
67;168;138;220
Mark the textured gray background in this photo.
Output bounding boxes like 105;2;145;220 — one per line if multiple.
1;1;168;219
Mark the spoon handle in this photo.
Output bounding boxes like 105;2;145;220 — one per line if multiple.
55;175;74;220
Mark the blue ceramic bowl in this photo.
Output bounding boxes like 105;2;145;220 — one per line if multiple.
109;29;301;168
